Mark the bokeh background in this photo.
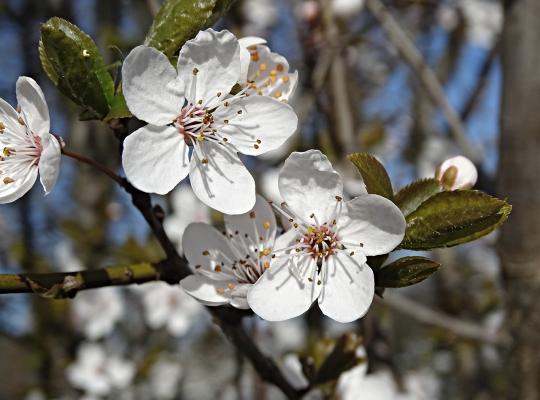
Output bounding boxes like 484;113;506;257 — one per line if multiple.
0;0;536;399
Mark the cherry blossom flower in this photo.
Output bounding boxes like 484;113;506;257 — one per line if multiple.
435;155;478;190
71;287;124;340
121;28;298;214
149;355;183;400
239;37;298;102
0;77;60;203
66;343;135;397
136;281;203;337
247;150;406;323
332;0;365;18
163;184;211;255
180;195;277;309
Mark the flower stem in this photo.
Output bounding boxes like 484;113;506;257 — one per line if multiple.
61;147;125;187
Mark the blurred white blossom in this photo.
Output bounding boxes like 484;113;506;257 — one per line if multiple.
241;0;278;36
149;356;183;400
71;287;124;340
332;0;365;18
66;343;135;397
136;281;203;337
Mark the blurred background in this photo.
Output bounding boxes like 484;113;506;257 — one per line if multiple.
0;0;537;399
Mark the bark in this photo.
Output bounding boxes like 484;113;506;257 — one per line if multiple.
498;0;540;398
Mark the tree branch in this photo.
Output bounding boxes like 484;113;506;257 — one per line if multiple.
365;0;480;162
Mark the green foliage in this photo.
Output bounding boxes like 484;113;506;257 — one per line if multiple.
144;0;237;59
39;17;114;120
376;256;440;288
348;153;394;200
394;178;442;217
105;87;132;121
401;190;512;250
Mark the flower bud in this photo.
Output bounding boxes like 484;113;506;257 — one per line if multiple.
435;156;478;190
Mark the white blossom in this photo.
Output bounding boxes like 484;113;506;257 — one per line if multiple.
241;0;278;36
460;0;502;48
238;37;298;102
163;184;211;255
136;281;203;337
248;150;406;323
121;28;297;214
71;287;124;340
181;195;277;309
332;0;365;18
149;356;183;400
0;76;61;203
66;343;135;397
435;155;478;190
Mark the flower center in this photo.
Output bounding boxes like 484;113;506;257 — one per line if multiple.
175;104;217;147
302;224;340;260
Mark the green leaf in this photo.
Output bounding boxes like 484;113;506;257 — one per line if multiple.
401;190;512;250
348;153;394;200
144;0;237;59
376;256;440;288
40;17;114;120
394;178;442;217
104;88;132;122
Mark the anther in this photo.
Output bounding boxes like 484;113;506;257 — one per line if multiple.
216;288;225;294
254;144;259;149
335;195;343;201
263;222;271;230
259;63;267;71
217;92;222;97
18;116;25;125
192;68;199;75
202;250;210;256
3;177;14;184
214;265;222;272
0;121;5;133
201;158;209;164
249;211;256;219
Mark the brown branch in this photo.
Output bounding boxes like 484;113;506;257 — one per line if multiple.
376;292;509;345
365;0;480;162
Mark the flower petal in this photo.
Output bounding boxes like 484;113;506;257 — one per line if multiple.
0;164;38;204
338;194;406;256
224;194;276;248
213;96;298;156
122;124;189;195
178;29;241;105
38;133;61;194
182;222;236;278
189;142;255;214
0;98;22;133
16;76;50;136
180;274;231;305
318;253;374;323
229;284;252;309
279;150;344;223
247;229;320;321
239;36;267;81
122;45;183;125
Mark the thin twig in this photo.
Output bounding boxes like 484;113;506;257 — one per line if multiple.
376;292;509;345
365;0;480;162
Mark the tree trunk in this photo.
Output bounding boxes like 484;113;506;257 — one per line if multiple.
498;0;540;398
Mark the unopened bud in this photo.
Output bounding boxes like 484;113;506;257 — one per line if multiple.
435;156;477;190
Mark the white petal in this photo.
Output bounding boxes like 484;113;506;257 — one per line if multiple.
338;194;406;256
229;284;252;309
318;253;374;323
180;274;231;305
189;142;255;214
224;194;276;247
38;133;61;194
122;124;189;195
182;222;236;277
0;164;38;204
178;29;240;105
16;76;50;136
248;258;318;321
279;150;343;223
107;358;135;388
239;36;267;81
122;45;183;125
213;96;298;156
247;230;319;321
0;98;22;133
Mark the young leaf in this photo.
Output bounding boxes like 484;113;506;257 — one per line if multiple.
104;89;132;122
144;0;237;59
401;190;512;250
375;256;440;288
394;178;442;217
40;17;114;120
348;153;394;200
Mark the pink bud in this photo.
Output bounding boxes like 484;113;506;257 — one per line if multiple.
435;156;478;190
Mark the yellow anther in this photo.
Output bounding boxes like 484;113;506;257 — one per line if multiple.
201;158;209;165
307;227;314;233
3;177;14;184
214;265;222;272
259;248;272;257
282;76;290;83
276;64;284;71
250;52;260;62
259;63;267;71
263;221;271;230
197;135;205;142
3;147;13;157
227;283;236;290
263;261;270;269
18;116;25;125
0;121;5;133
216;287;225;294
274;91;282;99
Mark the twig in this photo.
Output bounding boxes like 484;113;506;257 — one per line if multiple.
376;292;509;345
62;147;126;187
365;0;480;162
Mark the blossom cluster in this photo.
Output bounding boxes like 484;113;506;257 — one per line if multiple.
0;28;477;325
